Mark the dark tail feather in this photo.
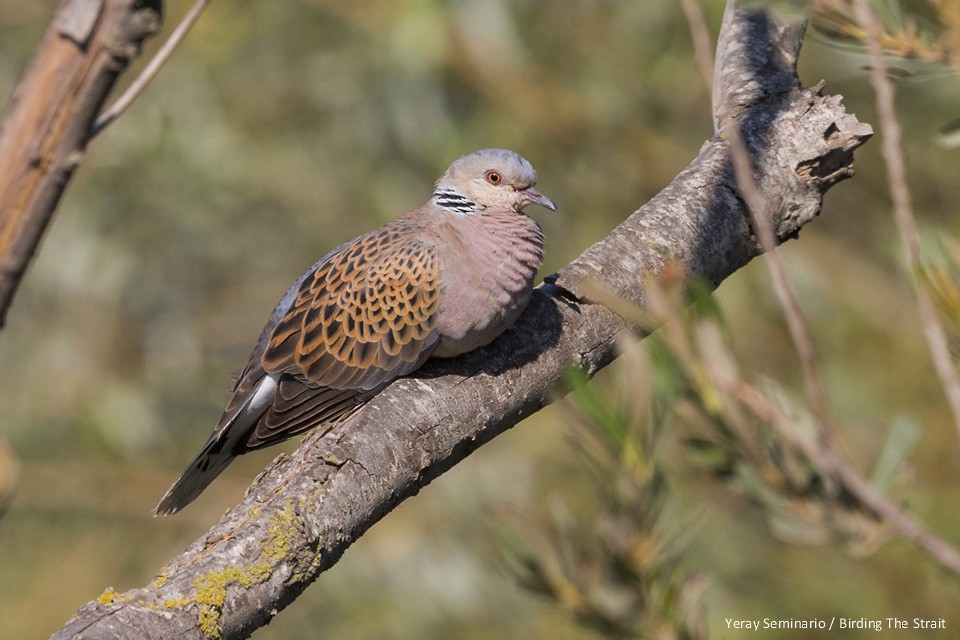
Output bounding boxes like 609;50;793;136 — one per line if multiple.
154;438;237;516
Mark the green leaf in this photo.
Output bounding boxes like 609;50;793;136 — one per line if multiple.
871;415;921;492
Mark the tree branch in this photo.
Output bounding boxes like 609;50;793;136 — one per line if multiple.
0;0;162;329
91;0;209;137
714;3;843;447
51;2;872;638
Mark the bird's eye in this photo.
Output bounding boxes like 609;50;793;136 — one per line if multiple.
484;170;503;186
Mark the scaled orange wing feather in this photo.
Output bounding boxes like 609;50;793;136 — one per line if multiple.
263;224;441;392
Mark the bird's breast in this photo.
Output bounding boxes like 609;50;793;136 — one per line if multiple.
431;211;544;357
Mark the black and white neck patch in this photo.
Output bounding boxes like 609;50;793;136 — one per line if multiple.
433;187;477;215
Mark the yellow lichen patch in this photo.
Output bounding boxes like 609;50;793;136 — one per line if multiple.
194;567;248;639
190;502;306;638
192;563;273;638
96;587;121;606
263;501;297;564
299;542;325;584
163;597;190;609
198;602;222;640
152;574;168;589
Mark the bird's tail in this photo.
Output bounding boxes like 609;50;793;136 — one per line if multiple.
154;439;237;516
155;373;281;515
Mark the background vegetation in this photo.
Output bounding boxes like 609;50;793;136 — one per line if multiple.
1;0;958;638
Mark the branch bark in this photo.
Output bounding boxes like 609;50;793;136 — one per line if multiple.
0;0;162;328
51;2;872;639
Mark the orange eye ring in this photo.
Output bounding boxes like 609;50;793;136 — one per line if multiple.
484;170;503;186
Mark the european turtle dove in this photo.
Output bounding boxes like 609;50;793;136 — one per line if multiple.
155;149;555;515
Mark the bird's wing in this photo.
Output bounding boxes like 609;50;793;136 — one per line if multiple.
262;222;442;390
155;223;443;515
238;222;442;446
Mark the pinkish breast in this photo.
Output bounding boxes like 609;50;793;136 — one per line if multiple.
431;209;544;357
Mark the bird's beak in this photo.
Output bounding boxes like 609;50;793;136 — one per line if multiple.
520;186;557;212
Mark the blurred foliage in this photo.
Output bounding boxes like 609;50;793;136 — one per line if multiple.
812;0;960;147
920;237;960;341
1;0;960;639
501;348;707;640
813;0;960;69
642;275;895;556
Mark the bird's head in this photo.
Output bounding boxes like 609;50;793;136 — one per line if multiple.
433;148;557;215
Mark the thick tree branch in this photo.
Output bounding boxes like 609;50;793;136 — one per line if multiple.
51;3;872;639
0;0;162;328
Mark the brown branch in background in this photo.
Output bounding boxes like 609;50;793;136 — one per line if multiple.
730;381;960;576
852;0;960;449
92;0;210;137
0;0;163;329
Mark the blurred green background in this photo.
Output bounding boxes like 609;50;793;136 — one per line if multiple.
1;0;959;638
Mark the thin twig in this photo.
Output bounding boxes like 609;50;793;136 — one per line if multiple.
723;123;841;448
91;0;211;137
678;0;715;91
695;3;842;448
693;0;960;578
852;0;960;448
732;381;960;577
